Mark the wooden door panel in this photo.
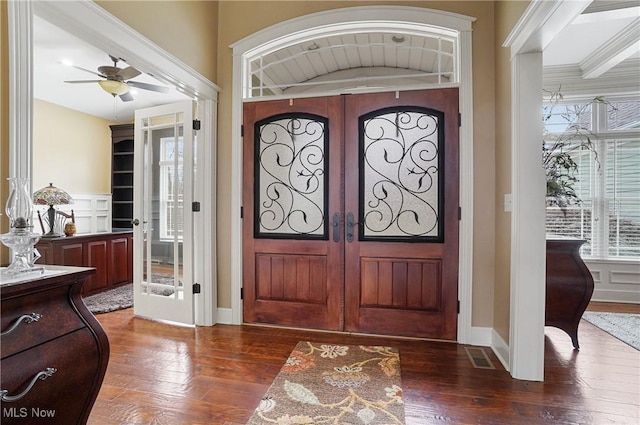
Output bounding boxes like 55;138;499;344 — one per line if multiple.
255;254;326;303
243;96;344;330
243;89;459;340
360;258;441;310
344;88;459;340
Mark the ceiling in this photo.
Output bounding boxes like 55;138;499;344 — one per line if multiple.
33;15;190;124
33;1;639;123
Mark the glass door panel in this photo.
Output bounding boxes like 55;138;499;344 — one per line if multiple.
134;101;195;324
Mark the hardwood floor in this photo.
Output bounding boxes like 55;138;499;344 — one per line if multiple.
87;306;639;425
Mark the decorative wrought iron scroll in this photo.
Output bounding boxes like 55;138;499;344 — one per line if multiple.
255;113;328;239
359;107;444;242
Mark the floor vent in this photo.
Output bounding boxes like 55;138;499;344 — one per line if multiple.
464;347;495;369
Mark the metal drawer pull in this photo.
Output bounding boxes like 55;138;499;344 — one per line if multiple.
0;368;57;402
0;313;43;336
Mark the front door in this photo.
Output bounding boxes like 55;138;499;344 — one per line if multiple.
133;100;197;325
243;89;459;340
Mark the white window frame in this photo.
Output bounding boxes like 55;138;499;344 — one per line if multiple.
545;95;640;260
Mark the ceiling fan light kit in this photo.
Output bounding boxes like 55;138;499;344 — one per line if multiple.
63;55;169;102
98;79;129;95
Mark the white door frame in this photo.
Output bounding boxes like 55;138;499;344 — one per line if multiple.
503;0;592;381
7;0;219;326
230;6;476;343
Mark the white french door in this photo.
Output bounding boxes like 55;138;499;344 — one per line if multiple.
133;100;197;325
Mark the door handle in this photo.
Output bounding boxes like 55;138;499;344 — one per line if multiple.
346;212;358;243
131;219;140;226
332;213;340;242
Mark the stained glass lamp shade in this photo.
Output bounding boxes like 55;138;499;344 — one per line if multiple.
33;183;74;237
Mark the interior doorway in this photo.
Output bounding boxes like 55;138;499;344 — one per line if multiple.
243;88;459;340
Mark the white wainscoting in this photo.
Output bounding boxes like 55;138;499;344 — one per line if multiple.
33;193;112;235
586;259;640;304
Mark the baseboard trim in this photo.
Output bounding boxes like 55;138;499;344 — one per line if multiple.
216;307;233;324
491;329;511;372
468;326;493;346
592;290;640;304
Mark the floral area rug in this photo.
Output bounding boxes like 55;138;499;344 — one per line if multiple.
246;341;405;424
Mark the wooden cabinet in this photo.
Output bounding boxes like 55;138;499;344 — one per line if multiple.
35;232;133;295
110;124;134;230
0;266;109;424
545;238;594;349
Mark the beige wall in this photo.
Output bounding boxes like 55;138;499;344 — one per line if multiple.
33;99;113;195
96;0;219;83
493;0;531;342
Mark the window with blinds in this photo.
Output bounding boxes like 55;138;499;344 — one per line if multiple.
545;97;640;260
159;136;185;242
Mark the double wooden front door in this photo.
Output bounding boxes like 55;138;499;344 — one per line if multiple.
242;89;459;340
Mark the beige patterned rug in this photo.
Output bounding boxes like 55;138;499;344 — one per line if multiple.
246;341;405;424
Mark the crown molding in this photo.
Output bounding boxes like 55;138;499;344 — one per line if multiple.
544;59;640;97
580;18;640;79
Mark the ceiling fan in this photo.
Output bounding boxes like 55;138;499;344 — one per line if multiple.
64;55;169;102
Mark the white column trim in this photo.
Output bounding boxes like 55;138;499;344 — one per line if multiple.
502;0;594;381
195;99;218;326
230;52;245;325
509;52;546;381
8;0;33;184
456;28;474;344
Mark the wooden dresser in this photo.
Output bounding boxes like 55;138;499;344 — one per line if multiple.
0;266;109;424
545;238;594;349
35;231;133;295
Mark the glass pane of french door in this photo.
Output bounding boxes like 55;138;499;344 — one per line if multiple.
134;101;195;325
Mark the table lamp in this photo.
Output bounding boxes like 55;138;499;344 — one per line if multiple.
33;183;74;238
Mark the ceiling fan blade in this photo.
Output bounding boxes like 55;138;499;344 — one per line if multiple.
69;64;104;78
64;80;103;84
126;80;170;93
119;91;134;102
117;66;141;80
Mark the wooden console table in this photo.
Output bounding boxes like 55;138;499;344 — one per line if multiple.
545;238;594;349
35;231;133;295
0;266;109;424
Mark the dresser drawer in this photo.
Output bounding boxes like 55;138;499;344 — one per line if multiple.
1;285;85;359
0;328;102;425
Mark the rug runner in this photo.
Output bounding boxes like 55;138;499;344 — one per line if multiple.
246;341;405;425
83;273;177;314
582;312;640;351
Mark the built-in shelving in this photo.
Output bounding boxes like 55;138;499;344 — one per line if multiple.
110;124;134;229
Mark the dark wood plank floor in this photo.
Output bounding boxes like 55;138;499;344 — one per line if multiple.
87;304;639;425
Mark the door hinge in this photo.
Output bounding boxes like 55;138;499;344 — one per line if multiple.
458;206;462;220
240;206;244;218
241;125;244;137
193;283;201;294
192;201;201;212
457;300;460;314
193;119;201;130
240;287;244;300
458;113;461;127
